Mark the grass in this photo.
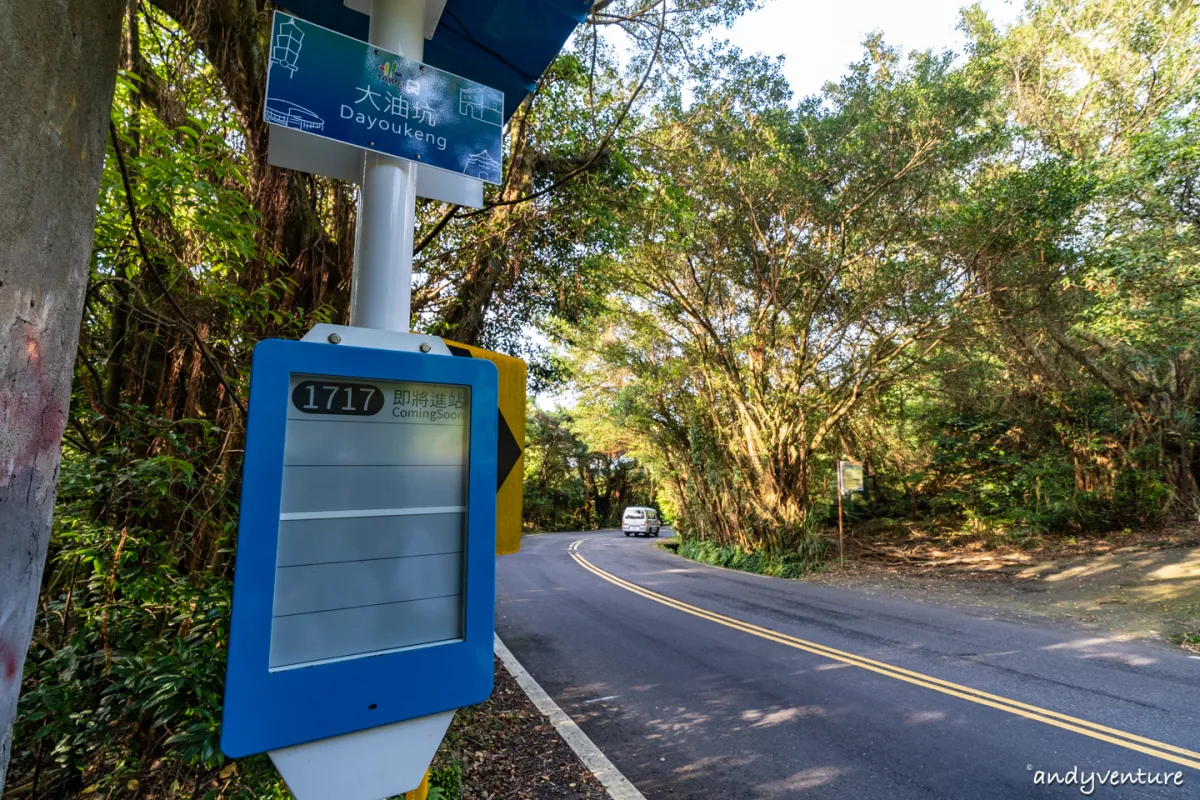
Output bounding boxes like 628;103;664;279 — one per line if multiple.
662;536;827;579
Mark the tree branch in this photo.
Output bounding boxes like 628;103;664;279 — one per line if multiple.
109;120;248;419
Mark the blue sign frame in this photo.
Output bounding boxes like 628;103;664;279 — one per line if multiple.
266;11;504;183
221;339;498;757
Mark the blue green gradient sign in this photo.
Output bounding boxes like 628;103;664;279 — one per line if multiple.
266;11;503;183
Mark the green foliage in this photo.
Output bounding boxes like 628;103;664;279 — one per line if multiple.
14;408;237;797
572;0;1200;552
428;762;463;799
1000;0;1200;160
523;405;657;532
677;535;826;578
921;400;1173;532
573;29;1007;553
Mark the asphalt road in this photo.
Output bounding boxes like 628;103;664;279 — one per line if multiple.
495;531;1200;799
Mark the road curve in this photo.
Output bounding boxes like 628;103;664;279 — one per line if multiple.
496;530;1200;799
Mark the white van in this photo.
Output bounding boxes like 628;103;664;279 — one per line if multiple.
621;506;661;537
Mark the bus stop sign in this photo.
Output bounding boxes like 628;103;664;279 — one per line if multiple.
220;339;497;759
266;11;504;183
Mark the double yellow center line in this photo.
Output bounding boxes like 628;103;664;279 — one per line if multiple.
570;550;1200;771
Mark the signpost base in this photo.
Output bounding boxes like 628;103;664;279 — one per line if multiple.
269;710;454;800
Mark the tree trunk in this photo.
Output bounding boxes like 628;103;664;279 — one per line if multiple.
0;1;123;790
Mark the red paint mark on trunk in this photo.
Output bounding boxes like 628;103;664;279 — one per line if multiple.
0;640;17;682
0;322;65;485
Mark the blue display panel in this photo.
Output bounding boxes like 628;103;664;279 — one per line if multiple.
221;339;497;758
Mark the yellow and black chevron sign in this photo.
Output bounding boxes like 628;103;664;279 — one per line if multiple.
441;338;526;555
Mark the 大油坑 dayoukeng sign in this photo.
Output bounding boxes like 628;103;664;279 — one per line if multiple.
266;11;504;184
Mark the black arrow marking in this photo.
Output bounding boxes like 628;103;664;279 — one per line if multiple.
496;411;521;491
445;342;523;491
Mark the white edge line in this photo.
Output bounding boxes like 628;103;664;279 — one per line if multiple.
280;506;465;521
494;634;646;800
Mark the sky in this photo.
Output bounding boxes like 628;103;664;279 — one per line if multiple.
721;0;1024;98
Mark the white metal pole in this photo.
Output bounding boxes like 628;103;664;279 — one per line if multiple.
349;0;426;332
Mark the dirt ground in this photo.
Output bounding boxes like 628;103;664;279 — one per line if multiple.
429;657;608;799
807;525;1200;653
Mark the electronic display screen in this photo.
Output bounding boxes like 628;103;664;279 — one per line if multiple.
269;374;470;670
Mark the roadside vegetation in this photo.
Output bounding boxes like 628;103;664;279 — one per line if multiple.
6;0;1199;798
659;536;827;578
522;406;658;532
568;1;1200;574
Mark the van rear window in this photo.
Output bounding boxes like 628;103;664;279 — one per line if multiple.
626;510;645;519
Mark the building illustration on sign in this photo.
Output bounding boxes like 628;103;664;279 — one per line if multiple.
464;151;502;181
459;87;503;126
271;18;305;77
266;99;325;132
